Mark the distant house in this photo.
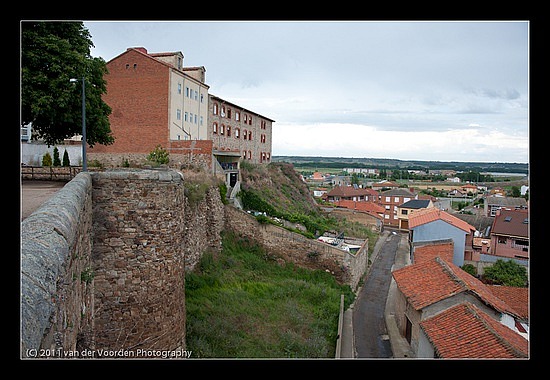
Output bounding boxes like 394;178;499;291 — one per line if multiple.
378;188;417;228
484;196;528;217
397;199;434;230
489;208;529;263
461;183;479;195
372;180;400;191
408;207;476;267
392;256;528;358
448;188;467;198
311;171;325;182
325;185;378;203
312;187;328;198
331;200;385;231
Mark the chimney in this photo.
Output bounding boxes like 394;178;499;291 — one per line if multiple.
129;47;148;54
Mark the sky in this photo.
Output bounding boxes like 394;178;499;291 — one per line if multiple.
83;20;529;164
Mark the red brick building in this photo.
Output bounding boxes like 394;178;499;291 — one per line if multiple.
378;188;417;228
88;47;274;174
88;47;212;168
209;95;274;165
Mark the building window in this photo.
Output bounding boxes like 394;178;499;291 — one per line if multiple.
220;124;225;135
176;109;181;120
248;131;252;140
186;87;189;97
213;103;218;115
200;116;203;126
178;83;182;94
184;112;188;122
194;90;198;101
243;129;247;140
200;94;204;103
385;196;391;203
194;114;198;124
227;108;232;119
236;111;240;121
401;209;408;215
394;197;400;203
235;128;240;138
213;122;218;134
221;106;226;117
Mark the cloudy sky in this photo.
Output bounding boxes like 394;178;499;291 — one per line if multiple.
84;20;529;163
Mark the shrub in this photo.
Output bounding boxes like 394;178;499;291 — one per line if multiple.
147;145;170;165
461;263;477;277
42;152;52;167
218;182;228;204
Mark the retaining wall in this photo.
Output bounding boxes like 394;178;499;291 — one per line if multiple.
21;172;94;357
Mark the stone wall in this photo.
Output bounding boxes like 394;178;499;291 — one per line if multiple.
91;169;187;354
21;172;94;357
183;185;225;272
224;206;368;290
87;139;213;172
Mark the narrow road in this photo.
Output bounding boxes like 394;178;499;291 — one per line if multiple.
352;231;399;358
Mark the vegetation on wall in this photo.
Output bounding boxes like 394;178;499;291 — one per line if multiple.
146;145;170;166
239;161;377;245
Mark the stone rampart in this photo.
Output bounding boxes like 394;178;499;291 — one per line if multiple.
21;168;367;358
91;169;187;353
21;172;94;357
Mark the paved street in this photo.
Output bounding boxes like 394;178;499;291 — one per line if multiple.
352;231;399;358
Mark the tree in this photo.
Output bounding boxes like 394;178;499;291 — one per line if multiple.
62;149;70;166
482;259;528;287
53;146;61;166
21;21;114;147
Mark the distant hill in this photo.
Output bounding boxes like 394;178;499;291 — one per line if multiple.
272;156;528;174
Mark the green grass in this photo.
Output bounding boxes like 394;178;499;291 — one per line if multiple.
185;232;355;358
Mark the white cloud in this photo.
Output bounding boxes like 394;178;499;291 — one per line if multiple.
273;122;529;163
84;20;529;163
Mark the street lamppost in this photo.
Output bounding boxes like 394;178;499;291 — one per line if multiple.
70;77;87;171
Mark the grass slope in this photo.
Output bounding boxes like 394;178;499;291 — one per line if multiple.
185;232;355;358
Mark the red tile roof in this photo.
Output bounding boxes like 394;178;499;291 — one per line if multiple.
327;185;378;198
488;285;529;320
392;257;523;318
413;240;454;264
420;302;528;358
408;207;475;233
335;200;385;215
